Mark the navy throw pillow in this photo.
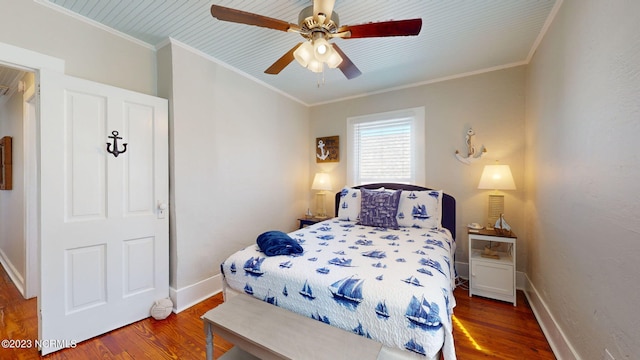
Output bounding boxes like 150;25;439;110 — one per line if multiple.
358;188;401;229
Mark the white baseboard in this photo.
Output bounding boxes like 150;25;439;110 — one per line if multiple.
169;274;223;313
0;247;26;298
523;274;581;360
456;261;578;359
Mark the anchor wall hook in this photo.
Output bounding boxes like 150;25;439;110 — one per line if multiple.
455;127;486;165
106;130;128;158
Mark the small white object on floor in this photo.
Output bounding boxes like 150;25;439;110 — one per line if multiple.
150;298;173;320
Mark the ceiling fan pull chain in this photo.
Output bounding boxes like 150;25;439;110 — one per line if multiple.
317;66;326;88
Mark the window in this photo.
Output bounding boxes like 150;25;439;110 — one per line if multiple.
347;107;425;186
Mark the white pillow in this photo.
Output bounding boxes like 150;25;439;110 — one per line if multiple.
337;187;361;221
396;190;442;229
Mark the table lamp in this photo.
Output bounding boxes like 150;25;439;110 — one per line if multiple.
311;172;332;218
477;163;515;229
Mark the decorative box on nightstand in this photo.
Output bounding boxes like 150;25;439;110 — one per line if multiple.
468;228;517;306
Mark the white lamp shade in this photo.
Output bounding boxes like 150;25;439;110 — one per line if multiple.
311;173;332;191
478;165;516;190
293;41;314;67
313;38;332;62
295;39;343;73
326;47;343;68
307;59;324;73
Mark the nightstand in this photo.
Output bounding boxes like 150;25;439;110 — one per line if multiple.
298;217;327;229
468;228;517;306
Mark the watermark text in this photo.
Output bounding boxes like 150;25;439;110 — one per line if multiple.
1;339;77;349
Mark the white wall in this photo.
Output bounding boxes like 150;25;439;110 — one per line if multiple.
158;42;310;298
0;0;156;95
310;66;526;272
524;1;640;359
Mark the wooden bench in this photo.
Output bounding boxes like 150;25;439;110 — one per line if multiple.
202;294;382;360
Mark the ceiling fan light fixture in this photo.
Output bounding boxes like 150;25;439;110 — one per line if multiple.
307;59;324;73
293;41;314;67
326;47;343;68
211;4;422;81
313;38;332;61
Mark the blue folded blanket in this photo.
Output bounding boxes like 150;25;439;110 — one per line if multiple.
257;231;303;256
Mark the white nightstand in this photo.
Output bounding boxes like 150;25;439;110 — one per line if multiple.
468;228;517;306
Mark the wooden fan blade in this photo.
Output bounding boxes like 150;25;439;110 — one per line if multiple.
338;18;422;38
211;5;299;32
264;43;303;75
332;44;362;79
313;0;336;23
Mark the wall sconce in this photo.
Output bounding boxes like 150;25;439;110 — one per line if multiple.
477;163;515;228
311;172;332;218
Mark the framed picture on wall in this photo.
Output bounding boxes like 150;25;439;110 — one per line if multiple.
0;136;12;190
316;136;339;163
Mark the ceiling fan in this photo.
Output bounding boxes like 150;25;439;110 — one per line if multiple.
210;0;422;79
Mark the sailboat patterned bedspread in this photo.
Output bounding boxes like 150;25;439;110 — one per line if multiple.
221;219;457;360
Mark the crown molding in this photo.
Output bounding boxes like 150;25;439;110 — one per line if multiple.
164;38;308;107
527;0;564;62
310;61;528;107
34;0;155;51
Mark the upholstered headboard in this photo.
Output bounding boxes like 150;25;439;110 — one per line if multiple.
334;183;457;239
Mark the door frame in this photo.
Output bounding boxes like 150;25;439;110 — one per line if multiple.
23;82;38;299
0;42;64;298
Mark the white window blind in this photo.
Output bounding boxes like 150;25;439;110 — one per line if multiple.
353;118;413;184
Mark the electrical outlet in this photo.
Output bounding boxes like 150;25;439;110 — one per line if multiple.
603;349;615;360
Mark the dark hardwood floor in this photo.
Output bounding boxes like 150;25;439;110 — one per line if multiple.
0;265;554;359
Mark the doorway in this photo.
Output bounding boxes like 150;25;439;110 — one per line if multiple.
0;42;64;302
0;63;38;299
1;41;170;356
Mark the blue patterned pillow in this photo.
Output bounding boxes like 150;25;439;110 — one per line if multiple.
337;187;387;221
358;188;401;229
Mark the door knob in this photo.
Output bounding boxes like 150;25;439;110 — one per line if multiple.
158;202;168;219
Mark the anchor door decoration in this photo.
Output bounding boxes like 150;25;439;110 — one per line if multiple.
316;136;339;163
106;130;128;157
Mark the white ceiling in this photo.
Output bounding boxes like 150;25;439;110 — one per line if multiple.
42;0;558;106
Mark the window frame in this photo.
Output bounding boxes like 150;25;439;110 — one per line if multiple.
346;107;425;186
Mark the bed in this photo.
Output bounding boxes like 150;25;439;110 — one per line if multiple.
220;183;457;359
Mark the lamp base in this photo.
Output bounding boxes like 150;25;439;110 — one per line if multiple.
315;192;327;218
487;194;504;228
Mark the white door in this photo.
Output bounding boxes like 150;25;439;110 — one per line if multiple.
38;69;169;355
